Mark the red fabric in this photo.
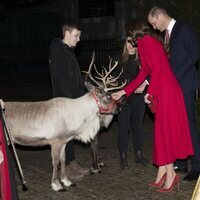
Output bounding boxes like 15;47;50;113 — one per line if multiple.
147;95;157;113
124;35;194;166
0;121;12;200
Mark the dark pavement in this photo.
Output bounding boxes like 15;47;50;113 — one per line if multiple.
0;83;198;200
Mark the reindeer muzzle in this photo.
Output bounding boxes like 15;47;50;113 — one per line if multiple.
91;92;119;115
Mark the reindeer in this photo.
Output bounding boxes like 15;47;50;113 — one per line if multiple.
84;54;127;173
4;53;126;191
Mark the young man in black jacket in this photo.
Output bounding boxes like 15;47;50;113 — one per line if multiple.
49;21;89;181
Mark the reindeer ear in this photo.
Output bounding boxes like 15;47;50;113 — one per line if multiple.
86;81;95;92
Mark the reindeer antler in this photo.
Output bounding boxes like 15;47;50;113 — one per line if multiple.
83;52;127;91
82;52;102;87
94;57;127;92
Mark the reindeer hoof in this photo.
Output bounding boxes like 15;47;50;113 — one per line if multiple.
98;162;105;168
90;168;102;174
51;182;64;191
61;177;73;187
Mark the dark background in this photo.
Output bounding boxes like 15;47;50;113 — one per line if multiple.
0;0;199;98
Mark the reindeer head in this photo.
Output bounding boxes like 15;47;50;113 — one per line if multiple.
83;52;127;115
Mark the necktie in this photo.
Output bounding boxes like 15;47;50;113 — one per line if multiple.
165;30;170;44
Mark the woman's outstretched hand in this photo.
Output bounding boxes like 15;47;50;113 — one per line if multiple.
111;90;126;101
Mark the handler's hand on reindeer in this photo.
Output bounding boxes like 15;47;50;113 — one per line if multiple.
111;90;126;101
0;99;5;109
0;150;4;165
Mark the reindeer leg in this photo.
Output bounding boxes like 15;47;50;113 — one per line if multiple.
90;132;102;174
96;131;105;169
60;143;75;187
51;141;66;192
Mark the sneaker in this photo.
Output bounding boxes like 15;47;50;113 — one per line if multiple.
70;160;90;175
66;164;84;182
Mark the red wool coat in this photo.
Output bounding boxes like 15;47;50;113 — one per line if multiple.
0;120;18;200
0;120;12;200
124;35;194;166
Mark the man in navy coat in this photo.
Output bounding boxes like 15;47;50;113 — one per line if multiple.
148;6;200;181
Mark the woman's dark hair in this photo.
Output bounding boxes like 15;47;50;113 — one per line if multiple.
120;38;139;65
127;20;163;45
128;21;151;42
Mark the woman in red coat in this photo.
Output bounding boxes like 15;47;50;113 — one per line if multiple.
112;21;194;193
0;99;19;200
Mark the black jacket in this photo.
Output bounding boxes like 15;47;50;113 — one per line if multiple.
120;54;140;83
113;53;141;100
49;38;86;98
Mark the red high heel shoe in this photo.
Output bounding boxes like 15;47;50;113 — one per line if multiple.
157;174;180;193
148;173;166;188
